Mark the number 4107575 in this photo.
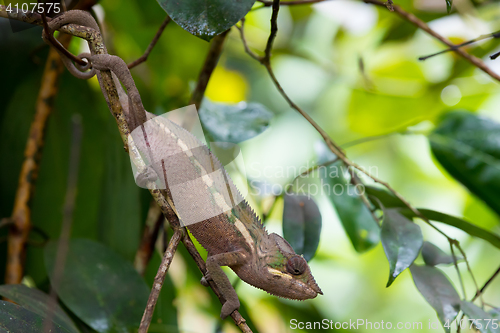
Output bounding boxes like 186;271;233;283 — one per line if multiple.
5;2;61;14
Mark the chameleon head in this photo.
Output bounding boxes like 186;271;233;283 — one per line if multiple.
251;233;322;300
264;253;323;300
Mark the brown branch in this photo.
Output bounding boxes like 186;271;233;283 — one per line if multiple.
128;16;171;69
5;32;72;285
181;234;252;333
472;264;500;302
139;228;182;333
262;0;280;63
363;0;500;82
257;0;329;6
43;115;83;333
419;30;500;61
236;19;261;61
134;201;163;275
188;30;230;110
182;30;229;131
241;0;465;243
0;7;254;330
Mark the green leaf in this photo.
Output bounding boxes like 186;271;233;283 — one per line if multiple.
365;186;500;249
400;208;500;250
156;0;256;41
0;301;70;333
199;99;273;143
381;209;423;287
44;239;149;333
365;185;406;209
282;193;322;261
316;143;379;252
461;301;500;333
446;0;452;13
429;111;500;217
0;284;79;333
421;241;458;266
410;264;460;332
318;159;380;252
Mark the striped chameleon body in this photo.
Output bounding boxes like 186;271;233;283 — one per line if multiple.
45;9;322;317
132;115;322;319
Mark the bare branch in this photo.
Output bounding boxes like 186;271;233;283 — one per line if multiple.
363;0;500;82
139;229;182;333
257;0;329;6
128;16;171;69
419;30;500;61
134;202;164;275
0;7;254;330
188;30;229;110
472;265;500;302
5;32;72;285
43;114;83;333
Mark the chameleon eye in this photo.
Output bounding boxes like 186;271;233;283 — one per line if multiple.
286;256;307;275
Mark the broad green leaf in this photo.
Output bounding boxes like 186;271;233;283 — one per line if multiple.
0;301;69;333
461;301;500;333
381;209;423;287
282;193;322;261
365;186;500;249
410;264;460;332
446;0;452;13
421;242;458;266
156;0;256;41
199;99;273;143
365;185;406;209
318;159;380;252
44;239;149;333
429;111;500;217
0;284;78;333
400;208;500;250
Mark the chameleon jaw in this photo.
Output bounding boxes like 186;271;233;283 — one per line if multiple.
266;267;323;299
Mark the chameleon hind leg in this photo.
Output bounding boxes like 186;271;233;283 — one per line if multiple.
201;250;247;319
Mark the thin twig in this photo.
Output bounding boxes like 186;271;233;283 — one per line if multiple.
240;0;458;241
128;16;171;69
262;0;280;63
419;30;500;61
472;265;500;302
349;168;381;224
182;234;252;333
139;228;182;333
43;114;83;333
235;19;261;61
453;243;484;307
188;30;230;110
258;0;328;6
38;1;87;67
182;30;229;132
134;201;164;276
363;0;500;82
449;242;466;299
5;32;72;285
0;7;254;330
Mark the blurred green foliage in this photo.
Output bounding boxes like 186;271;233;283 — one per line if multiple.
1;0;500;332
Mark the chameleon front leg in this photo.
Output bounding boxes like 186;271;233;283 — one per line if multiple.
201;250;248;319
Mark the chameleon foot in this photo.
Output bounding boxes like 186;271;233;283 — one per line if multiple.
200;272;212;287
220;299;240;319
